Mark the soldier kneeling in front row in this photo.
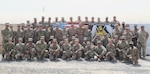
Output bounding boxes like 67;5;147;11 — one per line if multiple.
2;38;15;61
125;41;139;65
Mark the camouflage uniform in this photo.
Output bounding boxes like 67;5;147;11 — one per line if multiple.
25;38;36;60
61;39;72;60
94;41;107;62
126;42;139;64
49;39;60;60
76;25;85;43
35;25;45;41
15;38;25;60
69;36;76;47
106;39;116;61
116;36;129;62
54;26;63;43
14;25;24;44
123;27;133;42
83;28;91;41
24;27;34;43
101;34;109;48
44;26;50;44
137;26;149;58
1;24;11;45
2;38;15;60
132;24;139;46
71;39;84;60
112;25;121;38
92;35;102;45
84;42;96;61
35;36;48;60
67;26;76;42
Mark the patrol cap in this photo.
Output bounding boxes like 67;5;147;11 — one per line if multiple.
120;36;126;40
122;22;125;24
72;36;76;39
75;38;79;42
53;39;57;42
8;38;12;41
129;41;133;44
125;27;129;30
134;24;137;26
40;36;45;39
17;24;21;27
62;35;67;39
97;40;101;44
141;25;144;28
5;23;9;26
28;38;33;41
108;38;112;42
50;36;54;39
125;24;130;27
84;37;87;40
18;38;22;41
64;38;68;41
38;24;43;27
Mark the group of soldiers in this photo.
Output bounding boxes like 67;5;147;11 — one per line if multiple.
1;16;149;65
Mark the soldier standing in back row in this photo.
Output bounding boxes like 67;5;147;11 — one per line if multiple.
137;26;149;59
54;24;63;43
123;27;133;43
35;24;45;41
24;25;34;43
132;24;139;47
67;24;76;42
1;23;11;45
14;24;24;44
76;24;85;44
83;26;91;41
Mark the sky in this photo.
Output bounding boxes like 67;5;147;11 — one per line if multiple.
0;0;150;24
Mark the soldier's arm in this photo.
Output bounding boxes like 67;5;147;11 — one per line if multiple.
56;44;60;51
146;32;149;41
101;46;107;56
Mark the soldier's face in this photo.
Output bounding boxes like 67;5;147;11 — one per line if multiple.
78;16;81;20
41;39;44;42
5;25;9;28
141;27;144;31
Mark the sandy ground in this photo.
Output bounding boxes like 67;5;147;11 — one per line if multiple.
0;55;150;74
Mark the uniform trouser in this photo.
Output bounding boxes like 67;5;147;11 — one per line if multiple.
62;51;71;60
106;52;116;60
37;50;48;60
138;42;146;58
118;51;126;60
84;53;94;60
49;50;60;60
127;55;138;64
72;51;82;60
132;37;137;47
